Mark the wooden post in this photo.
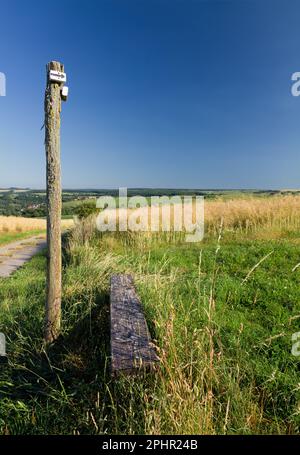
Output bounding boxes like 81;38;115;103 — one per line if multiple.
44;61;64;343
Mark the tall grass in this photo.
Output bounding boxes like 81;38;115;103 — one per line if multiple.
93;194;300;242
63;203;300;434
0;195;300;434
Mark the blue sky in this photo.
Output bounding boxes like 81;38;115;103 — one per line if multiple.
0;0;300;189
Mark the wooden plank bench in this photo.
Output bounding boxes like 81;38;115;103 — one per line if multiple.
110;274;159;376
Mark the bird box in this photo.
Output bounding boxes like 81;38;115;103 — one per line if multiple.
61;85;69;101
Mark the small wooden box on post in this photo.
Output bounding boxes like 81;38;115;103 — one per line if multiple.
44;61;67;343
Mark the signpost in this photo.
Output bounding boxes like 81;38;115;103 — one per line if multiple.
49;70;67;83
44;61;68;343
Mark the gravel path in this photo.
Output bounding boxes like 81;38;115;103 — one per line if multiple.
0;236;46;278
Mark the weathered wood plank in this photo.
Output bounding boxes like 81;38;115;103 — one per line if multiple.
110;274;159;375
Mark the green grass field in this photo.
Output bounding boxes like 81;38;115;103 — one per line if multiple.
0;230;45;247
0;199;300;434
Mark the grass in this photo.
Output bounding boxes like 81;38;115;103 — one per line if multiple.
0;230;45;247
0;195;300;434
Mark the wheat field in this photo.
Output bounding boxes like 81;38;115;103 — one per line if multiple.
94;194;300;237
205;194;300;233
0;216;74;233
1;195;300;237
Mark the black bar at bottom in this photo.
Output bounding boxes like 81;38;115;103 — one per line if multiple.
0;435;299;453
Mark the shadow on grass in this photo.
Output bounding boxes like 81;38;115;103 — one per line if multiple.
0;284;149;434
0;231;150;434
3;290;108;390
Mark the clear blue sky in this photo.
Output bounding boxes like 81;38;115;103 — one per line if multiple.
0;0;300;189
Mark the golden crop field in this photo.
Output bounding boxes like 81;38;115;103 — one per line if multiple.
205;194;300;232
0;216;74;233
96;194;300;235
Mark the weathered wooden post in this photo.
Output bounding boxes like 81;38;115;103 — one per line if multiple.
44;61;67;343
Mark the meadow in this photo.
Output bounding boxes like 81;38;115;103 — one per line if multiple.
0;194;299;434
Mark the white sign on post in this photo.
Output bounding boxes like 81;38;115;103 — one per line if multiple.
49;70;67;83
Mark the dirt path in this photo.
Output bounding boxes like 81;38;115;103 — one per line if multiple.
0;236;46;278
